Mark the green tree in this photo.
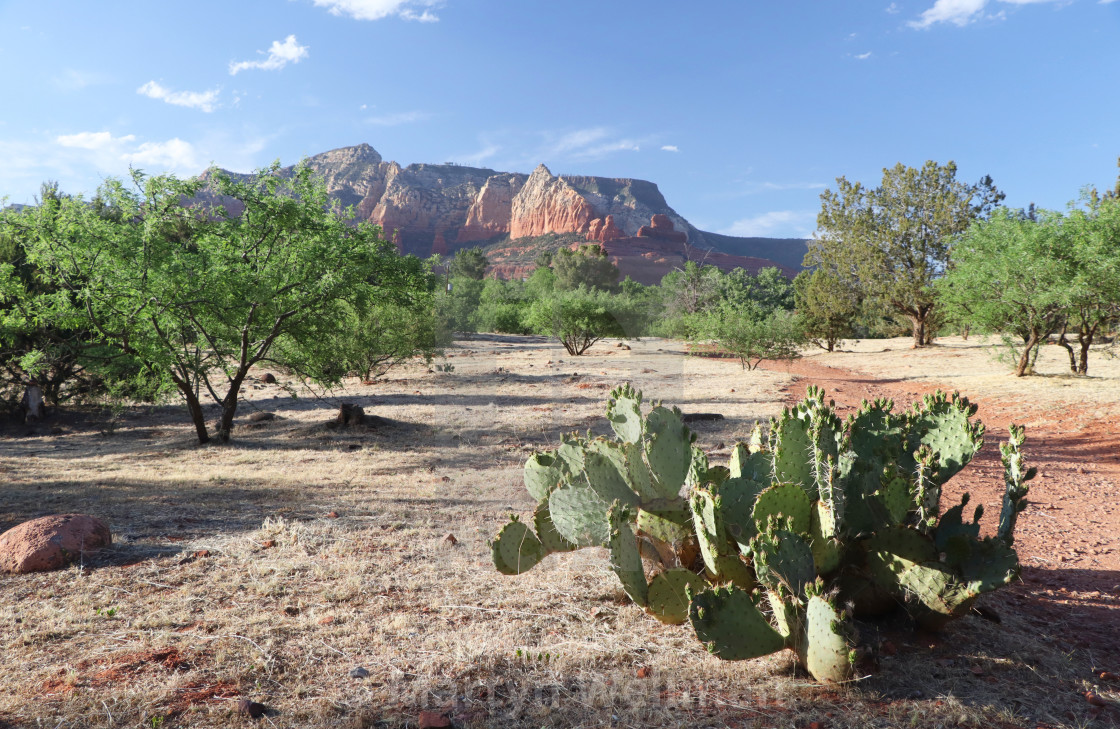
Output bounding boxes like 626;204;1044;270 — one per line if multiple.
1;163;427;443
659;261;722;318
1056;184;1120;374
552;244;619;292
449;247;489;280
720;266;795;316
696;303;804;370
938;208;1069;376
526;287;633;355
793;268;860;352
808;160;1004;347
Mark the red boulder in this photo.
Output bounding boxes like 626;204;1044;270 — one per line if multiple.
0;514;112;574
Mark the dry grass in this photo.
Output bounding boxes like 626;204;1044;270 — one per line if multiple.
0;334;1115;728
810;334;1120;427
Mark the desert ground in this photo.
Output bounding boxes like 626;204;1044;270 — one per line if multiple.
1;334;1118;728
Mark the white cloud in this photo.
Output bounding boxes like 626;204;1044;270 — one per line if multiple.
543;127;643;160
719;210;818;238
310;0;441;21
886;2;901;13
126;139;200;170
56;131;136;150
137;81;220;112
909;0;1065;28
55;131;200;173
855;51;873;59
449;144;501;166
229;35;309;75
660;145;680;152
364;110;432;126
909;0;988;28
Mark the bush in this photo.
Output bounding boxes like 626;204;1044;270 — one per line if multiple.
526;287;637;355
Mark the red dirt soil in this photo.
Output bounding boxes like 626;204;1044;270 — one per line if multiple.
760;357;1120;665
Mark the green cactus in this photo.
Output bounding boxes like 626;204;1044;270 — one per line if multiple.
492;383;1033;685
491;518;547;575
647;568;706;624
689;585;786;661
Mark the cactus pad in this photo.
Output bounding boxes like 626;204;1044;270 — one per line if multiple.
606;383;644;443
523;452;565;503
752;528;816;597
752;483;812;537
647;568;706;625
534;500;576;554
491;519;546;575
549;483;611;547
583;450;640;508
645;405;695;498
801;593;855;683
608;504;649;607
690;586;786;661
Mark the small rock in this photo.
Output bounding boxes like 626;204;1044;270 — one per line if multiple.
283;606;300;616
0;514;112;574
195;550;211;558
236;699;266;718
261;540;276;549
326;511;339;519
418;711;452;729
443;533;458;545
350;666;370;679
636;666;651;678
259;373;277;384
249;411;276;422
1086;692;1109;707
316;615;335;625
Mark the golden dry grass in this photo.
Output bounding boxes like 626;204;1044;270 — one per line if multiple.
0;334;1115;728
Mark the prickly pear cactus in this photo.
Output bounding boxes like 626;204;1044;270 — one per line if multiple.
490;383;1035;684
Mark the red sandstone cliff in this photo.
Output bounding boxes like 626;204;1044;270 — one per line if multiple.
209;143;805;272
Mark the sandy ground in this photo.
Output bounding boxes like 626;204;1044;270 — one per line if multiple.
0;333;1117;728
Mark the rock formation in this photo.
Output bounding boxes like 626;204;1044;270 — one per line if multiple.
0;514;112;573
207;143;807;272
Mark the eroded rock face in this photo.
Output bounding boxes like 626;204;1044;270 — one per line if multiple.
202;144;806;269
587;214;627;243
457;173;526;244
0;514;112;574
509;165;598;239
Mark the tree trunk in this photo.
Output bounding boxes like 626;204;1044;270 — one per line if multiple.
184;391;210;444
216;372;250;443
1015;332;1039;377
20;383;45;423
170;373;210;444
1056;328;1077;374
1077;323;1096;375
911;316;927;348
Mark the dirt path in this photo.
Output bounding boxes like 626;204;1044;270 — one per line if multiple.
761;357;1120;667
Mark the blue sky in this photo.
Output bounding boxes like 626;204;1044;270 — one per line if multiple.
2;0;1119;238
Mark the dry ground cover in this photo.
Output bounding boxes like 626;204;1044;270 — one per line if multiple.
1;334;1118;728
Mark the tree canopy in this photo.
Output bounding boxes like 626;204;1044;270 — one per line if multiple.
0;162;431;443
807;160;1003;347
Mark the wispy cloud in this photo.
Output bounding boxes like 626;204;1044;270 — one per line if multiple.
855;51;873;59
660;145;680;152
543;127;644;160
448;144;501;166
719;210;818;238
886;2;901;13
137;81;220;112
229;35;309;75
364;110;432;126
909;0;1064;29
1;130;276;204
310;0;441;22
